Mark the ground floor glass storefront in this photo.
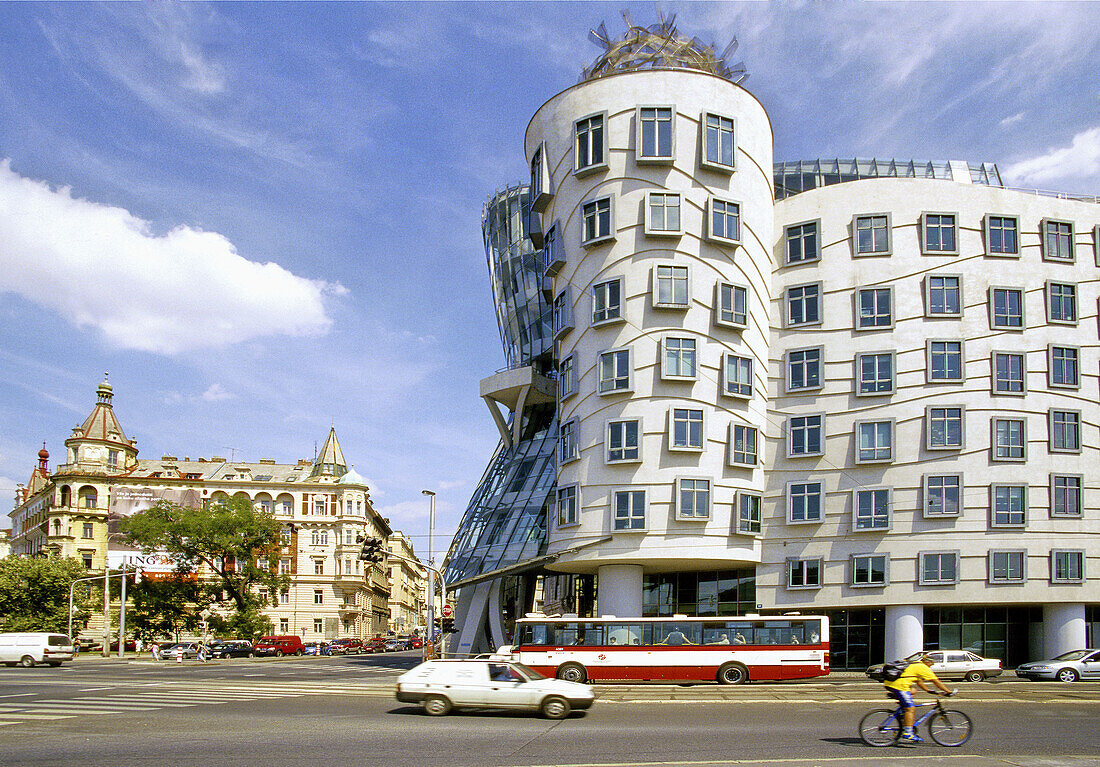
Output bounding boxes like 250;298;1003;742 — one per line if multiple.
642;570;756;616
826;609;885;671
924;606;1039;668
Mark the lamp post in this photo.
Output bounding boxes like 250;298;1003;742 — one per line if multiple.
420;490;435;659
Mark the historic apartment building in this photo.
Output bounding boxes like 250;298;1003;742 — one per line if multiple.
387;532;428;634
7;376;410;641
446;19;1099;667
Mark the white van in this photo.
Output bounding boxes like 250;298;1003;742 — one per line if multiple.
0;633;76;667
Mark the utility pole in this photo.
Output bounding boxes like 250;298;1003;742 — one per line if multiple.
101;564;111;657
421;490;436;660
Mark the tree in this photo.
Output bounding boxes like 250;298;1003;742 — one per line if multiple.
118;495;289;636
126;576;207;642
0;556;92;635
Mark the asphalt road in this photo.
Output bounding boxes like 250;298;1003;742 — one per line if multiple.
1;652;1098;767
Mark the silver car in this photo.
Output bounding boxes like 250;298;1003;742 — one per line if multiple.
1016;649;1100;682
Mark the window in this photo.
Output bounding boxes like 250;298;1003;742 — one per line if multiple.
992;352;1026;394
925;275;962;317
82;522;94;539
991;485;1027;527
1047;282;1077;324
314;589;324;605
985;215;1019;255
637;106;673;161
670;408;704;451
701;112;735;170
558;353;577;400
928;340;964;382
559;419;578;463
992;417;1026;461
280;557;291;575
543;222;565;275
530;143;550;209
1048;345;1079;388
854;488;890;530
1049;409;1081;453
557;485;578;526
677;478;711;519
552;288;574;339
81;552;93;569
592;278;622;324
708;197;741;244
922;213;958;254
856;287;893;329
645;192;681;234
723;353;753;398
852;554;887;586
786;221;820;264
989;287;1024;329
736;492;761;535
1051;475;1082;518
924;474;962;517
786;283;822;327
857;352;894;395
1051;550;1085;583
920;552;959;585
314;618;324;633
716;283;748;328
314;560;324;575
663;337;697;379
856;420;894;463
613;489;646;530
654;265;689;308
107;450;119;468
854;214;890;255
788;414;824;457
598;348;632;394
574;113;605;173
788;558;822;589
729;424;758;466
788;481;823;523
581;196;613;245
607;419;640;463
989;550;1026;583
1042;219;1074;261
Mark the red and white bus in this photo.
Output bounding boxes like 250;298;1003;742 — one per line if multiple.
501;615;828;684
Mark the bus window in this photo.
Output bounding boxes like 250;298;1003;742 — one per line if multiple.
606;624;643;646
575;623;602;646
555;623;579;646
656;622;700;645
702;624;732;644
725;621;752;644
801;620;822;644
521;623;549;646
758;622;791;645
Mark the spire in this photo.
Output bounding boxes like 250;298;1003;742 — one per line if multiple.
309;427;347;479
96;372;114;407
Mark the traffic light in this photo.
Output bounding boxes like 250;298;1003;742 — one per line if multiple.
441;616;455;634
357;535;385;563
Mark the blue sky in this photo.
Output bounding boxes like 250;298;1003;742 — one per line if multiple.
1;1;1098;558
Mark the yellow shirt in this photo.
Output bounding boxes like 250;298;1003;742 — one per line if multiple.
884;662;937;691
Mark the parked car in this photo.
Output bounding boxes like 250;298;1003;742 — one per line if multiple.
1016;649;1100;682
209;640;254;659
328;638;363;655
0;632;75;667
302;642;331;656
384;638;403;652
409;636;423;650
108;639;137;652
396;659;594;719
368;636;388;653
866;650;1003;682
166;642;200;660
253;635;305;657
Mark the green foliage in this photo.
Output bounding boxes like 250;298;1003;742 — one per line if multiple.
126;577;209;642
0;556;91;635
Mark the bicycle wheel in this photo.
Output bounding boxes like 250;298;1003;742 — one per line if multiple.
927;709;973;747
858;709;901;746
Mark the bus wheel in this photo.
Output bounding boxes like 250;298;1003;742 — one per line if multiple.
556;663;587;684
717;662;748;685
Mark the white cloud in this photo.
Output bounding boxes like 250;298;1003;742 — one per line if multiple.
201;383;233;401
1002;127;1100;188
0;160;343;355
999;112;1026;128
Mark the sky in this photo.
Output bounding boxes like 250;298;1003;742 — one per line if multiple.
1;1;1098;560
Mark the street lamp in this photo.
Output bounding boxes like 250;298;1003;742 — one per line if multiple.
421;490;435;659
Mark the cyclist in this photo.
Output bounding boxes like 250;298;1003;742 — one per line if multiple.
884;654;954;746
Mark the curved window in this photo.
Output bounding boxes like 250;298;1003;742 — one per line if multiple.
78;485;98;509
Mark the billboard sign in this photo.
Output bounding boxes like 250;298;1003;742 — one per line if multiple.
107;486;201;575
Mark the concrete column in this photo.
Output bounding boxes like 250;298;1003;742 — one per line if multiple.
884;604;924;662
1043;603;1085;659
596;564;643;617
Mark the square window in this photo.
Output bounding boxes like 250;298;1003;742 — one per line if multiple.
1042;219;1075;261
723;353;753;398
989;287;1024;329
1048;345;1080;388
788;481;823;523
560;419;578;463
701;112;735;171
1049;409;1081;453
788;414;824;457
786;283;822;327
582;196;613;245
708;197;741;243
787;558;822;589
607;419;641;463
574;113;606;174
82;522;94;539
598;348;632;394
856;352;894;395
992;352;1026;395
1051;474;1082;518
613;489;647;531
729;424;758;466
552;288;574;339
989;550;1026;583
558;354;577;401
786;221;820;264
854;214;891;255
670;408;704;451
852;554;888;586
924;474;962;517
922;213;958;254
1047;281;1077;324
637;106;674;162
663;337;697;380
857;287;893;329
985;215;1019;256
557;485;578;526
592;278;622;324
736;492;761;535
856;420;894;463
314;618;324;632
654;265;689;308
716;283;748;328
928;340;964;382
1051;550;1084;583
992;417;1026;461
677;478;711;520
854;488;891;530
920;552;959;584
925;275;962;317
991;484;1027;527
314;560;324;575
646;192;682;234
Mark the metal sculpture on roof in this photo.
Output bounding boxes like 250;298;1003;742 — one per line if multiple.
582;10;747;84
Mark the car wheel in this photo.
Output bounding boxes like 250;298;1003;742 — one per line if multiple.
556;663;587;684
964;671;984;683
541;696;571;720
423;695;451;716
1057;667;1080;683
19;655;36;668
275;650;284;658
717;662;749;685
248;652;255;658
295;650;303;656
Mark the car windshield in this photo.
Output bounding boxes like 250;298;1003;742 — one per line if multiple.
510;663;546;681
1051;650;1091;661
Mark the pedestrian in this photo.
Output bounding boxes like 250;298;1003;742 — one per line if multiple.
198;643;208;663
151;642;161;661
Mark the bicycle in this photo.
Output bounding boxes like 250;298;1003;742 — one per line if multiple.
858;693;973;747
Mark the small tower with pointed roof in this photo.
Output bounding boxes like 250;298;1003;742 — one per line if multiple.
62;374;138;476
308;427;347;482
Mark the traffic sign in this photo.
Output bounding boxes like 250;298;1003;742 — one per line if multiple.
441;604;453;618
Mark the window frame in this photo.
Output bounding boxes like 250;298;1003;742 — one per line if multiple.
1048;409;1082;454
919;551;961;586
675;476;712;521
559;417;579;465
729;423;758;467
530;141;552;212
926;339;965;383
652;264;690;310
1050;474;1083;518
597;346;634;395
734;491;762;536
855;351;895;396
855;286;894;330
552;286;574;340
1050;549;1085;584
556;484;579;528
707;196;742;245
851;553;889;587
852;213;892;256
722;352;754;399
785;282;823;328
990;483;1027;528
920;212;960;255
581;195;614;246
606;418;642;464
573;112;608;176
592;277;623;326
661;335;698;381
787;413;825;458
785;219;821;265
924;274;963;318
787;557;823;590
787;480;823;525
991;416;1027;462
984;214;1020;257
988;549;1027;584
715;282;748;329
1045;280;1078;325
558;352;577;401
612;488;647;532
1041;218;1075;262
855;419;895;464
926;405;965;451
923;473;963;518
644;191;682;236
636;105;675;164
668;407;705;452
699;111;736;173
988;286;1025;330
853;487;892;532
786;346;824;393
991;351;1026;396
1047;344;1080;389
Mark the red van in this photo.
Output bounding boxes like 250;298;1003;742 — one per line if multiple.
253;635;305;657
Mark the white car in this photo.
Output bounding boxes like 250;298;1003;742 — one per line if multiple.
396;659;595;719
867;650;1003;682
